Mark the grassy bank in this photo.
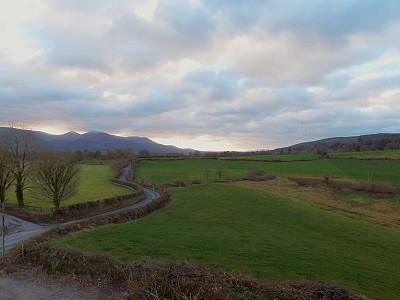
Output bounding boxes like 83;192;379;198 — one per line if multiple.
54;182;400;299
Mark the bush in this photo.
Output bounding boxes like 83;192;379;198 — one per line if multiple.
169;179;186;187
247;170;276;181
190;177;202;185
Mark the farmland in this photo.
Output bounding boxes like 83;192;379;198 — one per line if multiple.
6;164;130;208
53;156;400;299
220;153;321;161
220;149;400;161
55;179;400;299
135;158;400;186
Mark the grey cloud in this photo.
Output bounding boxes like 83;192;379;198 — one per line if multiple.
1;0;400;150
156;0;216;40
183;69;241;101
205;0;400;38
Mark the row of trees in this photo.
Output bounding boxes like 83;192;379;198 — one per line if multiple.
0;127;80;209
72;148;168;160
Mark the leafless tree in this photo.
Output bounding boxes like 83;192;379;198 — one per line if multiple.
0;146;14;204
216;167;224;181
32;150;80;209
138;149;150;157
0;125;42;207
204;165;212;181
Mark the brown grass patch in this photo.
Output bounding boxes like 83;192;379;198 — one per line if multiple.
233;177;400;232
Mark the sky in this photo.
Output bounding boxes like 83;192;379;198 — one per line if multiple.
1;0;400;151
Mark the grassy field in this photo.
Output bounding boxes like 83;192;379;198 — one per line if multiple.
54;182;400;299
329;149;400;159
220;150;400;161
135;158;400;186
6;164;130;208
220;153;321;161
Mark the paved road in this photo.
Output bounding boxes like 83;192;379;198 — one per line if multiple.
0;164;160;253
0;188;159;253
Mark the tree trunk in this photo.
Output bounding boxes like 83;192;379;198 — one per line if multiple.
0;192;5;204
16;178;24;207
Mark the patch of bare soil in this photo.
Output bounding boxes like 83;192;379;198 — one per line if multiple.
0;267;127;300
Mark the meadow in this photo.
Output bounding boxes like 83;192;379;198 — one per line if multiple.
329;149;400;159
220;153;321;161
55;181;400;299
49;156;400;299
135;158;400;186
221;150;400;161
6;164;130;208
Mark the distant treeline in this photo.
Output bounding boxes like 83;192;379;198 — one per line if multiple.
186;134;400;158
45;134;400;159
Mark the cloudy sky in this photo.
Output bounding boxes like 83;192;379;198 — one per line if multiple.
1;0;400;151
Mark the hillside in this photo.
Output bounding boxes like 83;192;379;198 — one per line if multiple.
270;133;400;155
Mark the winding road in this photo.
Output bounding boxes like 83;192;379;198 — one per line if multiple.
0;164;160;253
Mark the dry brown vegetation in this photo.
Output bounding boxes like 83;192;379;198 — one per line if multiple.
288;176;400;197
234;177;400;231
2;242;364;300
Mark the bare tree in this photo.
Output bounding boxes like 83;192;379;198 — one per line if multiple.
32;150;80;209
216;167;224;181
0;125;41;207
0;146;14;204
138;149;150;157
204;165;212;182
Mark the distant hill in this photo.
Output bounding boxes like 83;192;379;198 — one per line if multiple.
272;133;400;155
0;127;195;154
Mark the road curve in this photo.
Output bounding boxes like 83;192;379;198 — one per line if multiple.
0;164;160;253
0;188;159;253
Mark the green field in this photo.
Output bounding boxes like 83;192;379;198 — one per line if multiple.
220;150;400;161
329;149;400;159
55;182;400;299
6;164;130;208
135;158;400;186
220;153;321;161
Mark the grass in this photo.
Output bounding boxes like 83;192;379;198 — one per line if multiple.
220;153;321;161
220;150;400;161
329;149;400;159
6;164;130;208
135;158;400;186
54;182;400;299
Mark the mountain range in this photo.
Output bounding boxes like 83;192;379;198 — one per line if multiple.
1;127;399;154
0;127;194;154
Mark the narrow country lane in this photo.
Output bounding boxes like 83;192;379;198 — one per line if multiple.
0;164;160;299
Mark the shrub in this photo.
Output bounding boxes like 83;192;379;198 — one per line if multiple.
247;170;276;181
169;179;186;187
190;177;202;185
